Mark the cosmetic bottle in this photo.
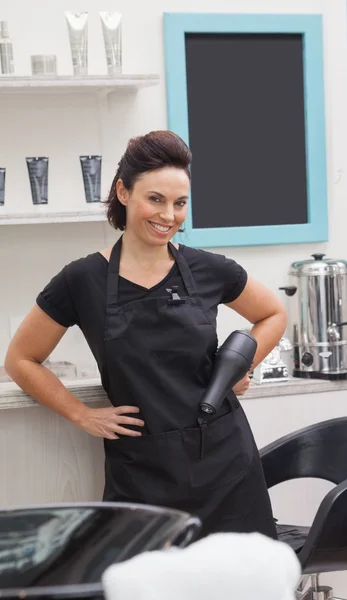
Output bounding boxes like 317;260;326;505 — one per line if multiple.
0;21;14;74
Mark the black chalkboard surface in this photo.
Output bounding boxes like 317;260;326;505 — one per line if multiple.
185;33;308;229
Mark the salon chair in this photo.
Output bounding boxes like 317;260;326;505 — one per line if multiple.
0;502;201;600
260;416;347;600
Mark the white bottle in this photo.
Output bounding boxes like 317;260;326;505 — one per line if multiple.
0;21;14;74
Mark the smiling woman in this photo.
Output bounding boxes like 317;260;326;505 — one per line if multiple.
4;129;287;540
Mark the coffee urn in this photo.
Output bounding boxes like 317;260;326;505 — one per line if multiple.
280;253;347;380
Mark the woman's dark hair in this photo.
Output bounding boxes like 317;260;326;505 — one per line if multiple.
104;130;192;230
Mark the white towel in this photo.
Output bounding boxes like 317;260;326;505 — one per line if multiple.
102;531;301;600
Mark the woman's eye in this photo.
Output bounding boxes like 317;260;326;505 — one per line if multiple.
176;201;187;207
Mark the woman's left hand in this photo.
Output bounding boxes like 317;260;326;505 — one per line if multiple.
232;374;251;396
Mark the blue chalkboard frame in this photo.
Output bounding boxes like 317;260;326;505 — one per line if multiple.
163;13;328;248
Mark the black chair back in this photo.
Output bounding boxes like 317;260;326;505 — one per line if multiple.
260;417;347;487
299;480;347;573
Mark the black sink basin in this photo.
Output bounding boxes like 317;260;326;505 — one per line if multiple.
0;502;201;600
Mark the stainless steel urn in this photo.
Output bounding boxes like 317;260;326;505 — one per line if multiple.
280;253;347;380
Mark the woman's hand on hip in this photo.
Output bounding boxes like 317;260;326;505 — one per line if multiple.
232;374;251;396
78;405;144;439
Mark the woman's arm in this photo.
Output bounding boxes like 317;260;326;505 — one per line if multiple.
4;305;144;438
4;305;79;416
226;276;288;369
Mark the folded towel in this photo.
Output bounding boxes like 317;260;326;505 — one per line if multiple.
102;531;301;600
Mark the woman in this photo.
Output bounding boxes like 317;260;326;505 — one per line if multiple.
5;130;287;539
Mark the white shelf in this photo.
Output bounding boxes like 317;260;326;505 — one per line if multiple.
0;74;160;94
0;208;107;225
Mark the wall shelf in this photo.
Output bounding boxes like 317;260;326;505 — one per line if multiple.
0;74;160;95
0;208;107;225
0;74;160;225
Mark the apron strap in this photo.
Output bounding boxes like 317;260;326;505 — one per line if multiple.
106;237;122;307
168;242;198;298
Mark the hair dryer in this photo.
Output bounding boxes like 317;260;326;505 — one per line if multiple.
199;330;257;416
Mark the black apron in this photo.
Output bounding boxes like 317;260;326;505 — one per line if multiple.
102;237;276;539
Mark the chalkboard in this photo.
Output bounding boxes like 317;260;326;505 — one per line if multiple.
164;13;328;247
185;33;308;229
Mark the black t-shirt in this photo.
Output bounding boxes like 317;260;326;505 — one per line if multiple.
36;244;248;373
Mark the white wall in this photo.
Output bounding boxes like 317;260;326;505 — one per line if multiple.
1;0;347;592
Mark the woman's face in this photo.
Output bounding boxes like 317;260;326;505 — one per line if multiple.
117;167;189;245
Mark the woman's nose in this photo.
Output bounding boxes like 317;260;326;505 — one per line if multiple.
159;207;175;222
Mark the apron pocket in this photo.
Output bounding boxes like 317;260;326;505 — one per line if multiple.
104;430;190;505
181;405;254;490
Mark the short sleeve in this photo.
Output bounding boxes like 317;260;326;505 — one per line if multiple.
221;256;248;304
36;266;78;327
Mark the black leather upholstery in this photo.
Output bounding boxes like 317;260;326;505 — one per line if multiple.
276;524;309;553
